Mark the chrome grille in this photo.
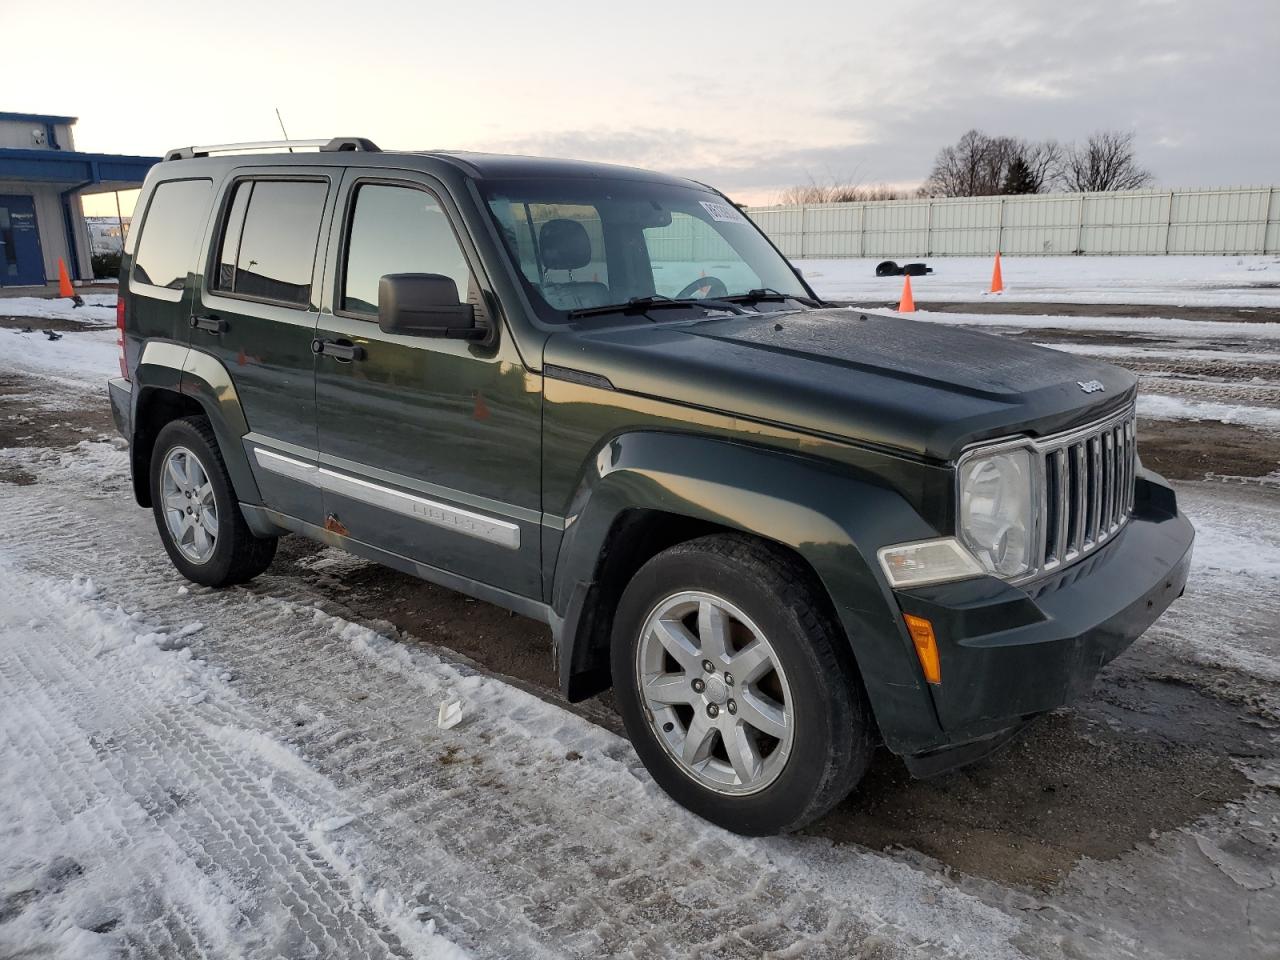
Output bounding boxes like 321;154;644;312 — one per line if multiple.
1038;405;1137;575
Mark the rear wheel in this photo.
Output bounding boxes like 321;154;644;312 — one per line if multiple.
612;534;874;835
150;416;277;587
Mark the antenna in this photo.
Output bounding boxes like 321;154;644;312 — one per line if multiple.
274;107;293;153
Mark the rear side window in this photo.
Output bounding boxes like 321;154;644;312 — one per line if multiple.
341;183;472;315
214;180;327;306
132;179;213;290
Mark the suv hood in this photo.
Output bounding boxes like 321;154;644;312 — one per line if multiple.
543;307;1136;462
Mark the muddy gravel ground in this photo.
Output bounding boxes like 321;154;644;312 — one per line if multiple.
2;302;1279;957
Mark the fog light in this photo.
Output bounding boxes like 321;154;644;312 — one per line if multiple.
903;614;941;685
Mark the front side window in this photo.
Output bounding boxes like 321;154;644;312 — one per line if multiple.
341;183;472;315
482;178;808;323
132;179;213;290
214;179;327;306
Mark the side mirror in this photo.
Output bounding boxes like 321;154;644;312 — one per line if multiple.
378;273;484;340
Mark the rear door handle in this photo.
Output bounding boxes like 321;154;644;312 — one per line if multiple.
311;337;365;362
190;314;227;334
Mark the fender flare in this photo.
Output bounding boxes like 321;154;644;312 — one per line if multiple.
549;430;945;751
131;341;262;508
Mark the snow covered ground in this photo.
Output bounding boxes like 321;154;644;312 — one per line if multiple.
2;435;1277;959
2;278;1279;958
4;327;120;393
802;255;1280;308
0;293;117;327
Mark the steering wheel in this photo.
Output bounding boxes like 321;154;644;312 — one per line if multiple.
675;276;728;300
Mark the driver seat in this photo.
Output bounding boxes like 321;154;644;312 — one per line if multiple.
538;219;610;310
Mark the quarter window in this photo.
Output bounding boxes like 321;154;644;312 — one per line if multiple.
341;184;472;315
214;180;327;306
132;179;213;290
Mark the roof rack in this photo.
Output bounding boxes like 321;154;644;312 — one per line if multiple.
163;137;380;162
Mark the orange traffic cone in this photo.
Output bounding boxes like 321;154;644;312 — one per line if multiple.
989;252;1004;294
897;273;916;312
57;258;75;296
57;258;84;306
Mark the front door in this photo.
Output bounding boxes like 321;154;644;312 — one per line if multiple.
0;195;45;287
312;170;543;599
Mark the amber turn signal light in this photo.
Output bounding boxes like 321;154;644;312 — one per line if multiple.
903;614;941;685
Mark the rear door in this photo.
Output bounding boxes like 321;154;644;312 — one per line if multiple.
311;169;543;599
194;169;337;525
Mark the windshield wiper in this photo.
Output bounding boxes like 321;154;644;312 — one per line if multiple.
566;295;743;319
721;288;823;308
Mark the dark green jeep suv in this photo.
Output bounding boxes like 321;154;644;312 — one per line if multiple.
110;137;1194;834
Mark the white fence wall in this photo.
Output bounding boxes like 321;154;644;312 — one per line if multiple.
747;186;1280;258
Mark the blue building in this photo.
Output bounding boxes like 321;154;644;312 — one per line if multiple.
0;111;158;288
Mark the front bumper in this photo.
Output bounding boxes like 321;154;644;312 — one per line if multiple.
893;471;1193;773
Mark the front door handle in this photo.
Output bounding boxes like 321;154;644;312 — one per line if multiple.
190;314;227;334
311;337;365;362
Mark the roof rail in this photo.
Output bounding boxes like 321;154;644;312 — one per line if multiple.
163;137;381;162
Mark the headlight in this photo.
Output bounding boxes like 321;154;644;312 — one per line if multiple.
958;446;1037;578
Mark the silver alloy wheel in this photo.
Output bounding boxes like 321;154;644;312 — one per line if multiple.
161;445;219;564
636;591;794;795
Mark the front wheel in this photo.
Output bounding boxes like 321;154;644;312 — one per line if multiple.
611;534;874;835
149;416;277;587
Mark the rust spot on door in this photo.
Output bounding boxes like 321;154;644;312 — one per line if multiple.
472;392;491;422
324;514;350;537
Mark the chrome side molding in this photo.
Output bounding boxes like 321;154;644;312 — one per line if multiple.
252;448;521;550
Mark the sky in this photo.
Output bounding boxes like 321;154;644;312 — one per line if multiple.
10;0;1276;216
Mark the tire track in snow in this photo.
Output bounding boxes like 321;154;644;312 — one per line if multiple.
0;562;418;960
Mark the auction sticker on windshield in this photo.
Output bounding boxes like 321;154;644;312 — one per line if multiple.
700;200;748;224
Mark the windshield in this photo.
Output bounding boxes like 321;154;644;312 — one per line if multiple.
478;177;811;323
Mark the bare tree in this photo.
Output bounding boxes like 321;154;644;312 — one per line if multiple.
779;177;909;204
1059;131;1153;192
920;130;1062;197
922;129;997;197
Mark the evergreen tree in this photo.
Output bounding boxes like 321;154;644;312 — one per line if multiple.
1001;155;1039;194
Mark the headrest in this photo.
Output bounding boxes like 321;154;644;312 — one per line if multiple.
539;219;592;271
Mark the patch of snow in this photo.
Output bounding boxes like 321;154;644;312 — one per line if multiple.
1157;482;1280;682
1138;395;1280;430
1;327;118;387
0;555;473;960
1036;342;1280;366
890;307;1280;341
0;441;129;487
0;293;117;325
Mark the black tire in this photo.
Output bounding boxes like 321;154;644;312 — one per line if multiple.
149;416;277;587
611;533;874;835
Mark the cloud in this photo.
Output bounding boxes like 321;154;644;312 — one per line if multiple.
472;0;1278;199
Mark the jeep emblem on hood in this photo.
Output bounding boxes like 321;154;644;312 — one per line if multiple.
1077;379;1106;393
